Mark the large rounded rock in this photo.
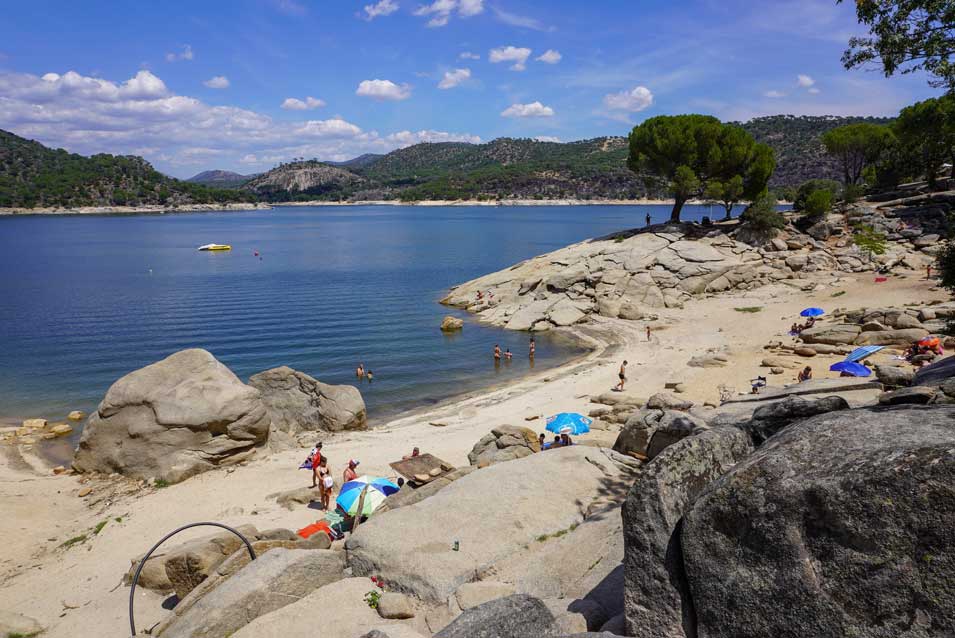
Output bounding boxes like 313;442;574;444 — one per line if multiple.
468;425;541;466
799;323;861;345
73;349;270;483
249;366;366;433
854;328;929;346
440;316;464;332
435;594;556;638
623;427;753;638
680;405;955;638
875;364;915;388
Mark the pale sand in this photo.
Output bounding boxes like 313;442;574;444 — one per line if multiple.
0;271;939;636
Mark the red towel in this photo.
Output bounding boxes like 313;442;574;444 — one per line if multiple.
297;521;331;540
875;277;887;283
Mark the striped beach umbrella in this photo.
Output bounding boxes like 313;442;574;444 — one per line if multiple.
335;476;399;516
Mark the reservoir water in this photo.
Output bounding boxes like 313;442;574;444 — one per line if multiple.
0;203;742;427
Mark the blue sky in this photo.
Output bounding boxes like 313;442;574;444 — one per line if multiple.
0;0;940;177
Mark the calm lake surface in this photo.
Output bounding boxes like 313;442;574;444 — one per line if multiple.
0;203;742;428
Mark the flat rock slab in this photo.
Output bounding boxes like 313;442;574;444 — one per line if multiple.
346;447;632;602
233;577;422;638
160;548;345;638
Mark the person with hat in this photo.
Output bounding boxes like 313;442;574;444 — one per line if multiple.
343;458;360;484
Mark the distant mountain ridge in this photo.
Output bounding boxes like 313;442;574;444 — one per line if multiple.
1;115;892;208
186;170;254;189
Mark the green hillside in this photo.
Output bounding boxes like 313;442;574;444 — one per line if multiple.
0;130;256;208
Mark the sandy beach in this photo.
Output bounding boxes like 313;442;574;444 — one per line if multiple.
0;264;939;637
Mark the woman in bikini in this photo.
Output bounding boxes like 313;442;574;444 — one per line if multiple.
317;457;333;510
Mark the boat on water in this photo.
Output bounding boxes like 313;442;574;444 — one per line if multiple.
197;243;232;251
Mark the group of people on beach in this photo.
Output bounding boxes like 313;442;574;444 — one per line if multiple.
355;363;374;382
789;316;817;335
538;432;574;450
305;441;412;510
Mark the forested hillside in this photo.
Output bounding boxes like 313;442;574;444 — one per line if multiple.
2;115;890;208
0;130;255;208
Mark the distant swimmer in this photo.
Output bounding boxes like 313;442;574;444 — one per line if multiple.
529;337;536;358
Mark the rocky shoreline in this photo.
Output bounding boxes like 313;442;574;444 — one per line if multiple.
0;202;272;216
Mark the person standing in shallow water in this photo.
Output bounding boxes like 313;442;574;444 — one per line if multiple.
356;363;364;378
529;337;536;358
646;212;652;227
494;344;502;360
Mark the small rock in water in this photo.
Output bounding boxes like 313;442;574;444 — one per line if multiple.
440;316;464;332
67;411;86;421
78;487;92;497
50;423;73;436
22;418;47;429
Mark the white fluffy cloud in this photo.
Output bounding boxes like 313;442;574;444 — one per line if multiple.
536;49;562;64
414;0;483;27
603;86;654;112
534;135;561;143
356;79;412;100
764;90;785;98
165;45;193;62
489;46;532;71
459;51;480;60
438;68;471;89
501;101;554;118
281;96;326;110
203;76;230;89
0;69;476;176
363;0;399;19
797;74;815;88
808;87;821;94
385;129;481;146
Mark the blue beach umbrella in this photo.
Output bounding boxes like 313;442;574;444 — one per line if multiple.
800;307;825;317
546;412;593;435
335;476;399;516
829;361;871;377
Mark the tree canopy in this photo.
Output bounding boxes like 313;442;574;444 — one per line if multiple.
840;0;955;89
893;94;955;186
821;123;894;186
628;115;775;221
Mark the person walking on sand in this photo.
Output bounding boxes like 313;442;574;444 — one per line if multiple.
529;337;536;358
343;459;359;484
317;457;333;510
356;363;365;378
646;325;651;342
615;360;628;391
309;442;324;488
494;344;502;360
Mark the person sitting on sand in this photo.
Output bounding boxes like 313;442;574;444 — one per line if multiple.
494;344;502;360
477;291;484;301
538;433;546;450
805;316;817;328
551;435;562;449
615;360;628;391
356;363;365;378
403;446;420;460
317;457;333;510
798;366;812;382
560;432;573;447
343;459;359;484
309;442;324;488
790;323;800;335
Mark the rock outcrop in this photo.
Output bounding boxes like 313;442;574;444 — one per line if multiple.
440;316;464;332
73;349;270;483
679;405;955;638
468;425;541;466
249;366;366;434
159;548;345;638
434;594;557;638
346;446;637;603
623;427;753;638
